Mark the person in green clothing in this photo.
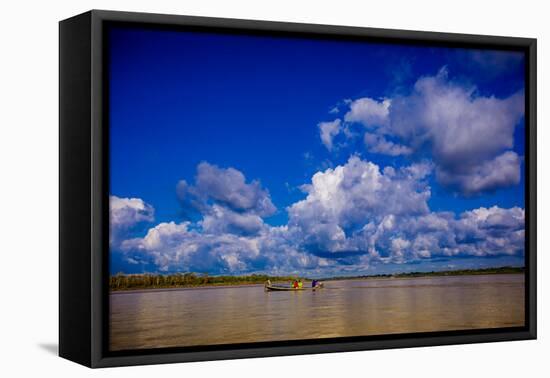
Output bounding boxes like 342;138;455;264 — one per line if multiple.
298;280;303;289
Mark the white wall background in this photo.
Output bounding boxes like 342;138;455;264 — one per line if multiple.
0;0;547;376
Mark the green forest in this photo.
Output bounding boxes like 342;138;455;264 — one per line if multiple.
109;273;305;291
109;266;524;291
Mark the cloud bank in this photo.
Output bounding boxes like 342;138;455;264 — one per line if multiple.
113;157;524;275
110;195;155;245
177;161;276;217
320;67;525;196
111;66;525;275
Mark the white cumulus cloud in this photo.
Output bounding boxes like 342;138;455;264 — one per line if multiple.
364;132;412;156
436;151;521;195
318;119;341;151
201;204;267;236
177;161;276;217
110;195;155;228
288;156;431;255
344;97;390;126
113;158;525;274
323;67;525;196
110;195;155;246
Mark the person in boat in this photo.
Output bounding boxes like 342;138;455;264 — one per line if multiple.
298;280;303;289
293;280;299;289
312;279;317;288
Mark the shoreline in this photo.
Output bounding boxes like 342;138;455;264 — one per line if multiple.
109;269;524;293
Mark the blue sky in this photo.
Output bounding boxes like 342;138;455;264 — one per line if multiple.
109;26;526;276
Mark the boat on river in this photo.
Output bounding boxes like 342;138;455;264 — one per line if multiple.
264;282;324;291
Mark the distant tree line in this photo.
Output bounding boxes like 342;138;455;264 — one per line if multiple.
109;266;524;291
320;266;525;281
109;272;307;291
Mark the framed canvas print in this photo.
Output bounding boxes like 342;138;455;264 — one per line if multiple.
59;10;537;368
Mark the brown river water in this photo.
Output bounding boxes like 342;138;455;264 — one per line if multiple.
109;274;524;351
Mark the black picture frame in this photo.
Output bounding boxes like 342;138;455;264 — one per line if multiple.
59;9;537;368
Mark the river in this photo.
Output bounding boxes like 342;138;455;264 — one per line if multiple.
109;273;524;351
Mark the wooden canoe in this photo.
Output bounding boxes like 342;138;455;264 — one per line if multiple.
264;284;323;291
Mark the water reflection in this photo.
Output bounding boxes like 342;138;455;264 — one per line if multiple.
109;274;524;351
